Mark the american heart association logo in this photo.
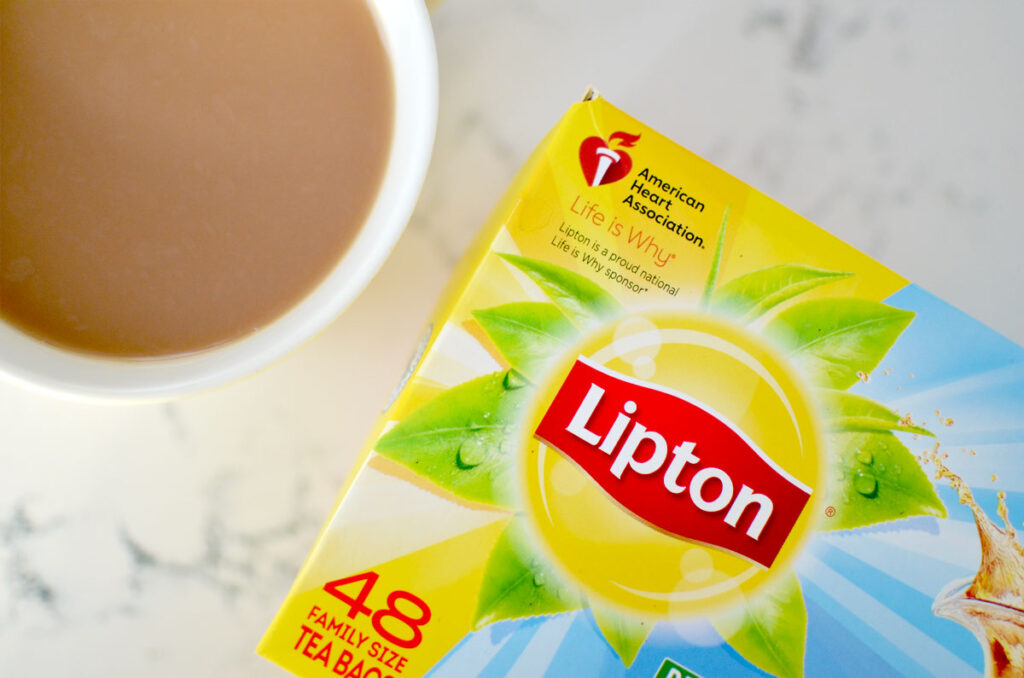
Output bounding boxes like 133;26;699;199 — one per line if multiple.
578;131;641;187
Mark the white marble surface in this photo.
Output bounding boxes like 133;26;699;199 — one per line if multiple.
2;2;1023;676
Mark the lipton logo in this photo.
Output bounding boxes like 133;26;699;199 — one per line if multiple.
534;357;813;568
579;131;640;187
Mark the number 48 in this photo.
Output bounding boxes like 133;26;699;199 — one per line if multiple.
322;571;432;650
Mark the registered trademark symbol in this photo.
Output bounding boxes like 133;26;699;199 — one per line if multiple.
824;506;837;518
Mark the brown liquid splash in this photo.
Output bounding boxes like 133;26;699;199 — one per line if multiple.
926;445;1024;677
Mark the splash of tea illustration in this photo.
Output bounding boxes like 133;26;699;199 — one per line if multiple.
925;445;1024;677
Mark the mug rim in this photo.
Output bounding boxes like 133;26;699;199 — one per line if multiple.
0;0;438;401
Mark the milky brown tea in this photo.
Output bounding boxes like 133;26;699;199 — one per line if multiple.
0;0;394;357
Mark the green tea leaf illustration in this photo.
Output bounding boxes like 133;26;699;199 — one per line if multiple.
590;602;651;667
474;518;582;628
712;264;851;320
499;253;620;327
765;298;915;389
473;302;577;380
820;389;934;437
374;371;530;507
824;431;947;531
713;572;807;678
700;207;730;309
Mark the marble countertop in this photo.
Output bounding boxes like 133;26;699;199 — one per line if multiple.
2;2;1022;676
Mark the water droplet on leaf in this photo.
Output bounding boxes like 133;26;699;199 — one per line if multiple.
856;449;873;465
503;370;528;390
855;472;878;497
532;572;547;587
456;439;487;469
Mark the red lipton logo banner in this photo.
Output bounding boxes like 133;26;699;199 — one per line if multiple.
534;358;812;568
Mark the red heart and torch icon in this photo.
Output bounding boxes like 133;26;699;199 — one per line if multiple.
578;131;641;187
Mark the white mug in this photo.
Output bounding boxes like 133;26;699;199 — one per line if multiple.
0;0;437;401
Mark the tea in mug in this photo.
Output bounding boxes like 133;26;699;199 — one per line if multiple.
0;0;393;357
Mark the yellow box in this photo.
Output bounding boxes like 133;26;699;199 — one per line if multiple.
260;94;1024;678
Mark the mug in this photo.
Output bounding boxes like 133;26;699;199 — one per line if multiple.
0;0;437;401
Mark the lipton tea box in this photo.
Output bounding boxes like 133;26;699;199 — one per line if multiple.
259;93;1024;678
